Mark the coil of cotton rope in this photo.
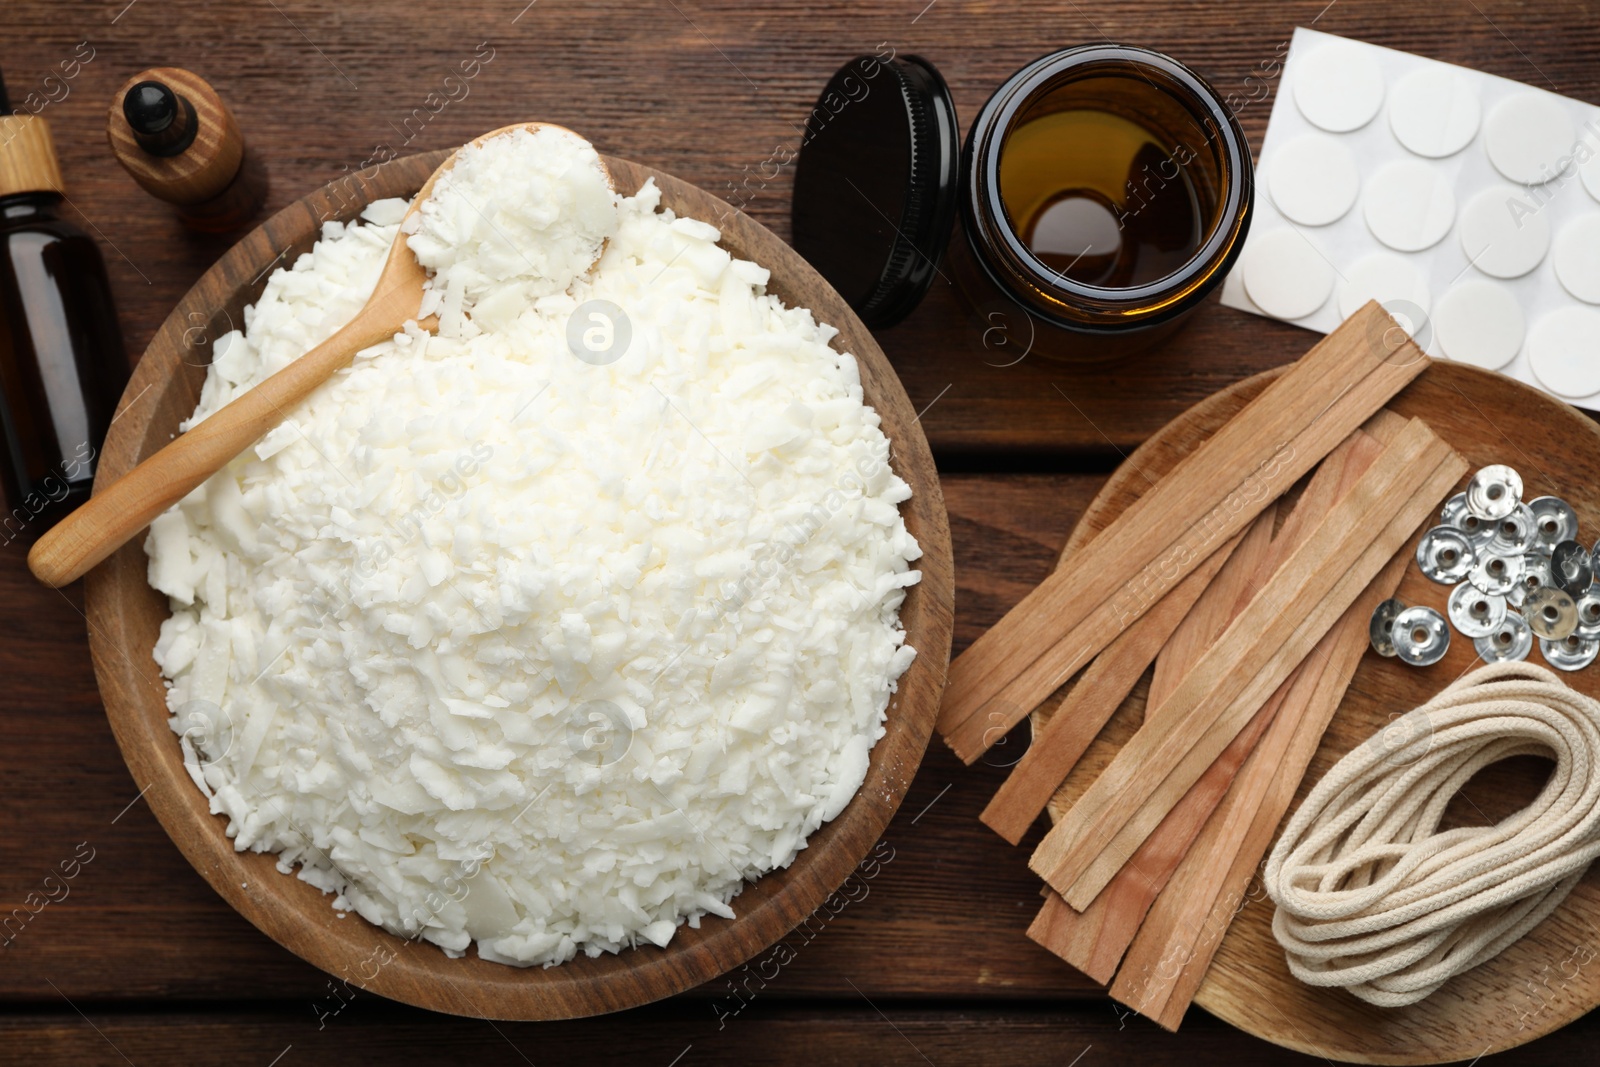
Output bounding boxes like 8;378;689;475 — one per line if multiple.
1264;661;1600;1007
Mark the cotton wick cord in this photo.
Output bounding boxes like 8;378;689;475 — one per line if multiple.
1264;661;1600;1007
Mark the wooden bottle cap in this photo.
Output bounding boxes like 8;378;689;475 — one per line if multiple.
107;67;244;206
0;114;66;199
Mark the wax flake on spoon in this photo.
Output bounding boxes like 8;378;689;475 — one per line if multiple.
405;125;618;337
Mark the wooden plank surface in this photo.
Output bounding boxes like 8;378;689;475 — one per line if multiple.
1;1;1596;460
11;1003;1598;1067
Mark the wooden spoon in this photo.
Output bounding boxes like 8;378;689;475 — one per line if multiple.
29;122;602;588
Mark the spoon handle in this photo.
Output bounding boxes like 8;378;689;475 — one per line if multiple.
28;306;403;588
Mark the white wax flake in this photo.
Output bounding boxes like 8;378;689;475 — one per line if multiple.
1484;92;1578;186
253;419;301;461
1435;280;1525;371
146;132;920;969
1241;227;1333;320
1266;134;1360;226
1458;186;1551;280
1388;67;1480;159
360;197;411;227
1292;41;1385;133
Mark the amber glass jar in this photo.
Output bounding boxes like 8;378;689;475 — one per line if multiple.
792;46;1252;360
957;45;1253;361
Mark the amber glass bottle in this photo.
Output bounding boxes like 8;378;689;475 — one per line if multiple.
0;73;128;543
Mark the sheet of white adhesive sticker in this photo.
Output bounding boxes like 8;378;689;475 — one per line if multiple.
1388;66;1481;158
1268;133;1361;225
1293;40;1385;132
1220;27;1600;410
1241;227;1333;319
1459;186;1551;279
1529;306;1600;397
1484;92;1578;185
1434;280;1525;370
1338;253;1431;321
1363;160;1456;252
1553;214;1600;304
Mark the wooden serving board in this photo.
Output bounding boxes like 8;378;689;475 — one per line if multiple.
81;152;954;1020
1033;361;1600;1064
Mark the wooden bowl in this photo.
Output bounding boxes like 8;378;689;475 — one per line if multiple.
83;152;954;1019
1037;360;1600;1064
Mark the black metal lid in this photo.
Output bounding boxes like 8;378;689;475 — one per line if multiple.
791;54;959;330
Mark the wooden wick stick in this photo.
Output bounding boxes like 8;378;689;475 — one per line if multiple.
1047;438;1463;908
937;304;1429;764
1032;420;1465;908
979;526;1251;846
1023;427;1383;981
1110;549;1413;1030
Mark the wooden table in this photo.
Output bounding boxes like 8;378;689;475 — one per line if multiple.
3;2;1598;1063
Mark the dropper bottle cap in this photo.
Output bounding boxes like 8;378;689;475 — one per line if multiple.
123;80;199;158
106;66;258;218
0;66;67;199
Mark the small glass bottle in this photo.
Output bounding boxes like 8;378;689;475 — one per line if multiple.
0;71;129;543
106;67;268;234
